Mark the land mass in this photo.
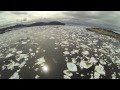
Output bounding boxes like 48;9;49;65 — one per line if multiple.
86;27;120;41
0;21;65;34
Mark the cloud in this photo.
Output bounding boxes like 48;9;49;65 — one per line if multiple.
61;11;120;26
10;11;28;15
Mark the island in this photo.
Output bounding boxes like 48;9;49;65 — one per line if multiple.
0;21;65;34
86;27;120;41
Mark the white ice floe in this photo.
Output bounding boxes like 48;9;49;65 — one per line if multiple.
94;72;101;79
64;75;71;79
16;51;23;54
95;64;105;76
31;53;35;56
36;50;39;53
82;51;89;56
73;50;79;54
2;65;6;70
5;53;14;58
29;48;33;52
65;48;68;51
16;54;29;61
35;57;46;65
49;37;55;39
9;69;20;79
19;61;26;68
72;58;77;64
111;72;116;79
54;47;58;50
34;68;39;71
63;51;70;55
21;41;27;44
80;60;93;69
81;74;84;77
9;48;17;53
67;62;77;72
63;70;73;77
35;75;40;79
89;57;98;64
100;59;106;65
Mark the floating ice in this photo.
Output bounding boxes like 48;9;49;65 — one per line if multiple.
5;53;13;58
31;53;35;56
67;62;77;72
82;51;89;56
80;60;93;69
29;48;33;52
21;41;27;44
36;50;39;53
54;47;58;50
63;70;73;77
63;51;70;55
34;68;39;71
111;72;116;79
19;61;26;68
35;75;40;79
94;72;100;79
72;58;77;64
35;57;45;65
100;59;106;65
50;37;55;39
9;70;20;79
16;54;29;61
64;75;71;79
95;64;105;75
16;51;23;54
89;57;98;64
5;61;19;70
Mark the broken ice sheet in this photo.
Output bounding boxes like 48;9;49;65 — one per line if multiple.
35;75;40;79
111;72;116;79
64;75;71;79
49;37;55;39
63;70;73;77
35;57;46;65
5;61;19;70
9;69;20;79
80;60;93;69
16;54;29;61
16;51;23;54
67;62;77;72
21;41;27;44
5;53;14;58
100;59;106;65
63;51;70;55
95;64;105;75
89;57;98;64
82;50;89;56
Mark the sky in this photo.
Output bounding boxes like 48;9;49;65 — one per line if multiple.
0;11;120;27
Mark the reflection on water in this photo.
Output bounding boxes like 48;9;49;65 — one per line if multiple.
42;65;49;72
0;25;120;79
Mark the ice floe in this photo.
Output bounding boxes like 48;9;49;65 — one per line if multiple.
9;69;20;79
67;62;77;72
95;64;105;76
35;57;46;65
35;75;40;79
5;53;14;58
80;60;93;69
63;70;73;77
64;75;71;79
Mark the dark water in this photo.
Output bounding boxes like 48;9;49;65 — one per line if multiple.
0;26;120;79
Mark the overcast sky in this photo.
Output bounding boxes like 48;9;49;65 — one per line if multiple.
0;11;120;27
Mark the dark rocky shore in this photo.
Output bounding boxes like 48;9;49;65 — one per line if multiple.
0;21;65;34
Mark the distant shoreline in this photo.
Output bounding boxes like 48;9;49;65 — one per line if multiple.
0;21;65;34
86;27;120;41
